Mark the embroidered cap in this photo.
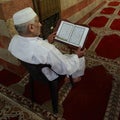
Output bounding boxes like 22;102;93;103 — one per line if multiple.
13;7;37;25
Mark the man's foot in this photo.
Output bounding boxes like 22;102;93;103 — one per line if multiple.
73;76;81;83
64;76;81;84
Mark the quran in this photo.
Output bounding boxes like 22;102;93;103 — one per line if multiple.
55;20;90;48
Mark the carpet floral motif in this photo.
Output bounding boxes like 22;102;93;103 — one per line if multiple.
0;91;44;120
0;0;120;120
85;55;120;120
84;0;120;60
0;84;66;120
52;0;120;119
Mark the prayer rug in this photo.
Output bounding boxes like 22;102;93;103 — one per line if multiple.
100;7;115;14
0;0;120;120
83;0;120;61
118;10;120;15
95;34;120;59
88;16;109;28
84;29;97;49
108;1;120;6
63;65;113;120
0;85;44;120
0;82;66;120
0;55;120;120
110;18;120;31
0;68;21;86
7;47;120;119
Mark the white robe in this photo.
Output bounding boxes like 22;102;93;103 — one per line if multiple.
8;35;85;81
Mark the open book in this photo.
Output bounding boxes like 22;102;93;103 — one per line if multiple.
55;20;90;48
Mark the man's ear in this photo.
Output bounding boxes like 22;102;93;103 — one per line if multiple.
28;24;34;32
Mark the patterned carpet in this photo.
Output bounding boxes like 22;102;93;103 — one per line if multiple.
0;55;119;120
82;0;120;120
0;0;120;120
0;76;71;120
82;0;120;119
53;0;120;119
0;89;44;120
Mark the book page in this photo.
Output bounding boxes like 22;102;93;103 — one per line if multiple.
69;25;89;47
55;20;89;48
55;21;74;42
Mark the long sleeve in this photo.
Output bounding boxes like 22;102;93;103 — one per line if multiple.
8;35;85;81
34;40;82;76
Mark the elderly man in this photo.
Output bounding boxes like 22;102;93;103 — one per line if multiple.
8;7;86;83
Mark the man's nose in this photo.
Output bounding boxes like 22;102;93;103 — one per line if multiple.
39;22;42;27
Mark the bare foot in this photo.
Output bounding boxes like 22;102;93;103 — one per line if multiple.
64;76;81;84
73;76;81;83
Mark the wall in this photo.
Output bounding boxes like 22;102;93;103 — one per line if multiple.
0;0;34;76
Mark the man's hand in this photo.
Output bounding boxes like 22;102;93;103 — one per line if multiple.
47;32;56;43
74;47;86;58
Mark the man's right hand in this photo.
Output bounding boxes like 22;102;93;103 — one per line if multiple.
74;47;86;58
47;32;56;43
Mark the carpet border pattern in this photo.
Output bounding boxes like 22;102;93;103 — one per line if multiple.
86;54;120;120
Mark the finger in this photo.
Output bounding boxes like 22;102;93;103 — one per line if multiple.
84;48;86;51
52;32;56;35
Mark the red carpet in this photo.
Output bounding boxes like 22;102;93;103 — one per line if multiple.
63;65;113;120
86;0;120;60
23;78;64;104
88;16;108;27
100;7;115;14
0;0;119;119
84;29;97;49
24;81;51;104
0;69;21;86
110;18;120;31
118;10;120;15
95;34;120;59
22;65;113;120
108;1;120;6
7;116;19;120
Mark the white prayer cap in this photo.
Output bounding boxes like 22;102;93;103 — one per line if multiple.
13;7;37;25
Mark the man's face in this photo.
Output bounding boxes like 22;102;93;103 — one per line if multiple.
31;16;42;36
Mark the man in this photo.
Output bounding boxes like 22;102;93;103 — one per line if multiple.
8;7;86;83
